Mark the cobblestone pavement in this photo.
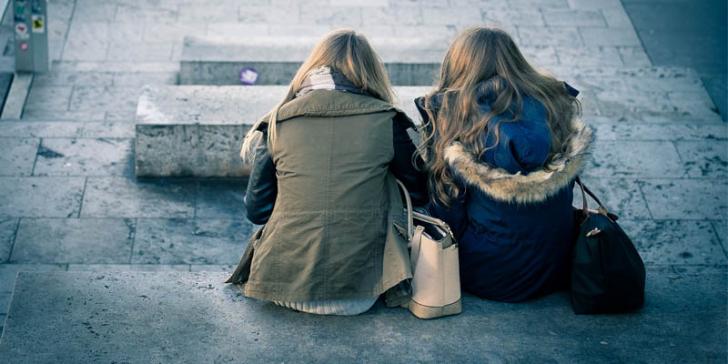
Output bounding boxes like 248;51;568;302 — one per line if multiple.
0;0;726;357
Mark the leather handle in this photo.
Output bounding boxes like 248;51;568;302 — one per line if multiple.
575;177;609;214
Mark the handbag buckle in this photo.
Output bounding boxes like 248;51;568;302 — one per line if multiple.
586;227;602;237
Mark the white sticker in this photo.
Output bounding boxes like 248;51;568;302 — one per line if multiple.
31;15;44;33
15;23;30;39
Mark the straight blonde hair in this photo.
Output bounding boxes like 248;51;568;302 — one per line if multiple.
241;29;395;161
419;26;580;206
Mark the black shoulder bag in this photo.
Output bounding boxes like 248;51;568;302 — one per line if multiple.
571;178;646;314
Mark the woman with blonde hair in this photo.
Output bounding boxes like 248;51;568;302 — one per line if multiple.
415;27;592;302
226;29;426;315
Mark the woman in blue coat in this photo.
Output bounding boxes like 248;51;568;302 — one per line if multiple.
415;27;593;302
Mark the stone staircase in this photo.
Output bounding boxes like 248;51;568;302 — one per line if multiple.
1;4;726;360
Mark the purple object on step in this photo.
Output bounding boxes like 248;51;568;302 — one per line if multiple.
240;67;259;85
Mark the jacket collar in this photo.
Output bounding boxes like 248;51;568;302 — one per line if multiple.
444;114;593;204
276;90;399;122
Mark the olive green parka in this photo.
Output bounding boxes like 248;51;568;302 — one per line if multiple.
226;90;422;302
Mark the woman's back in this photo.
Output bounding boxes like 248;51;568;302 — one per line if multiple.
415;26;592;302
239;89;422;306
228;29;425;316
271;91;396;215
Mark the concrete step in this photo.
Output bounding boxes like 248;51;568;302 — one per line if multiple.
134;85;430;178
0;270;724;362
179;35;447;86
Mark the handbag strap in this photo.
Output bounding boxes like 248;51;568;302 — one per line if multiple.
575;177;609;214
394;179;414;239
394;179;456;241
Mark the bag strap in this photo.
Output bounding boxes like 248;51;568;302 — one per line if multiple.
395;179;414;239
394;179;455;241
575;177;609;214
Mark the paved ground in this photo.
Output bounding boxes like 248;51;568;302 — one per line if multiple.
622;0;727;120
0;0;725;362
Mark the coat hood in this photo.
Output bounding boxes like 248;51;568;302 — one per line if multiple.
444;114;593;204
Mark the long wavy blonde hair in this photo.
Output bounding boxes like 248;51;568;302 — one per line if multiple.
419;26;581;206
241;29;395;161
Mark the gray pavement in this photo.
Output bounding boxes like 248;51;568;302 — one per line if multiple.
0;0;726;362
0;270;725;363
622;0;727;120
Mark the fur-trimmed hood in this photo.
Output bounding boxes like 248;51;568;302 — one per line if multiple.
444;115;593;204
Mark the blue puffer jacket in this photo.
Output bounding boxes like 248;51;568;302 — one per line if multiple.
415;85;592;302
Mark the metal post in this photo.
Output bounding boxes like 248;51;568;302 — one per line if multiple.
13;0;48;73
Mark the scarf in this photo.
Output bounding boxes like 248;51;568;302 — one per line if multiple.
295;66;366;97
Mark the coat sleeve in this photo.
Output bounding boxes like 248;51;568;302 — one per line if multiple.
390;112;428;207
244;131;277;225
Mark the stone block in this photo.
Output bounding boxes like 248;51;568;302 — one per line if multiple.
81;177;196;218
142;22;207;42
11;218;135;264
483;9;544;28
114;5;178;22
111;72;178;87
0;177;85;218
586;140;684;178
24;85;73;111
0;121;135;139
567;0;623;9
542;9;607;27
521;46;559;67
62;22;110;62
517;26;582;47
134;85;429;177
177;4;239;21
580;27;641;47
132;219;253;264
206;23;269;37
106;42;174;62
675;141;728;178
73;0;116;21
601;7;634;28
556;46;623;67
31;72;115;88
0;264;67;294
33;138;133;177
589;121;727;142
237;5;300;24
0;218;17;263
362;6;423;26
68;86;140;114
640;179;727;220
299;6;363;26
0;138;38;176
179;35;446;85
21;109;107;121
620;220;727;266
392;25;457;39
0;271;724;362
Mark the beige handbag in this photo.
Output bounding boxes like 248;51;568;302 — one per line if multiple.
395;180;462;319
